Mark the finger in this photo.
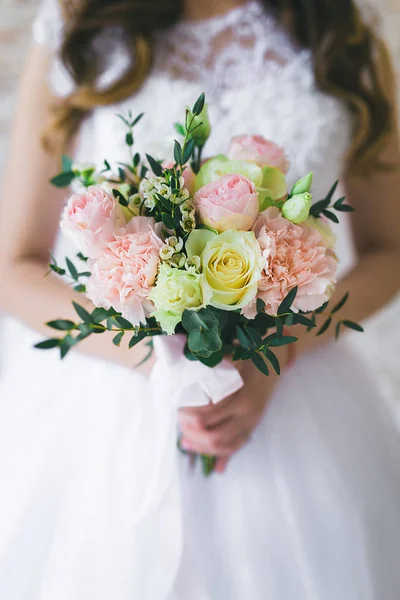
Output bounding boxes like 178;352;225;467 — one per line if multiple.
180;419;249;456
179;393;242;430
215;456;230;474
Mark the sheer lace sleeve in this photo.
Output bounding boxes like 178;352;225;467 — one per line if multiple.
32;0;64;51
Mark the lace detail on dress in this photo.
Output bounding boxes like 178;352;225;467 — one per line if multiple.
153;0;306;99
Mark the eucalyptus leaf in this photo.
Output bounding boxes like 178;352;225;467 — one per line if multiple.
251;353;270;376
316;317;332;336
72;301;91;323
34;338;60;350
342;320;364;332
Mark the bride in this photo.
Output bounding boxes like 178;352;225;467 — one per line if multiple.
1;0;400;598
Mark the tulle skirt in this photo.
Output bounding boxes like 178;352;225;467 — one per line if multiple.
1;318;400;600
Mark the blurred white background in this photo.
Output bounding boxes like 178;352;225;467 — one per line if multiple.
0;0;400;412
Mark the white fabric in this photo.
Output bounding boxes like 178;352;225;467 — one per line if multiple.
0;1;400;598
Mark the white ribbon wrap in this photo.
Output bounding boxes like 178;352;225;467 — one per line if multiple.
134;335;244;598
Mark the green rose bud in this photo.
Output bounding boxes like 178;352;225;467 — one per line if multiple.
187;104;211;147
195;155;263;191
290;172;313;196
258;166;288;210
282;192;312;224
149;264;203;335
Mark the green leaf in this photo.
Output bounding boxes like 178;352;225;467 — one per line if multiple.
132;112;144;127
256;298;266;314
335;204;355;213
244;326;263;348
118;167;126;182
126;132;133;146
342;320;364;333
316;317;332;336
236;326;255;350
333;195;346;208
264;349;281;375
66;258;78;281
201;454;217;477
61;155;73;172
34;338;60;350
188;327;222;357
174;140;183;165
133;152;141;168
335;322;341;340
46;319;75;331
74;284;86;293
115;315;134;329
182;139;196;165
77;252;88;262
113;331;124;346
77;271;91;278
112;188;128;207
197;348;225;368
50;171;76;188
72;301;91;323
146;154;163;176
325;180;339;203
59;334;76;359
310;198;330;215
322;209;339;224
264;334;298;347
251;353;270;376
91;307;113;323
285;313;294;327
331;292;349;315
129;332;146;349
278;286;298;315
192;93;206;117
232;346;255;361
275;317;284;337
161;212;176;230
315;301;329;314
182;307;219;333
174;122;186;136
294;313;316;328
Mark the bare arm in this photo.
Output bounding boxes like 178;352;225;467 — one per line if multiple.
0;45;152;371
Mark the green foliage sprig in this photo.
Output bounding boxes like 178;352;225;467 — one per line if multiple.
309;180;355;223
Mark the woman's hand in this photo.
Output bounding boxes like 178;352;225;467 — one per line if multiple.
178;358;280;473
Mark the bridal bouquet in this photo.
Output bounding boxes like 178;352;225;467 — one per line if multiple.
37;93;362;377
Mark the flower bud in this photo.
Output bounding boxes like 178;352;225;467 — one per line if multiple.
282;192;312;224
290;172;313;196
187;104;211;146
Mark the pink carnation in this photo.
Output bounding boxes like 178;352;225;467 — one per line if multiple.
60;185;125;258
227;135;290;174
194;173;259;232
243;207;337;317
86;217;163;326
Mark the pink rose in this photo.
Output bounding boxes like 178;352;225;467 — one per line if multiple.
86;217;163;326
227;135;290;174
61;185;125;258
243;207;337;318
194;174;259;232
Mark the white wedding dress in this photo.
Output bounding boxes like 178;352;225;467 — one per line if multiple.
1;1;400;599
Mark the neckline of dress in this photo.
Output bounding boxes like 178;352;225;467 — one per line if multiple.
177;0;265;30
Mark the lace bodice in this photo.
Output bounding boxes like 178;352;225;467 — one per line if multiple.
33;0;356;277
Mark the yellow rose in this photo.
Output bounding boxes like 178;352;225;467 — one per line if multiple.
201;230;264;310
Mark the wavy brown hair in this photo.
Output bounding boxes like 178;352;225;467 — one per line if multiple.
47;0;395;170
